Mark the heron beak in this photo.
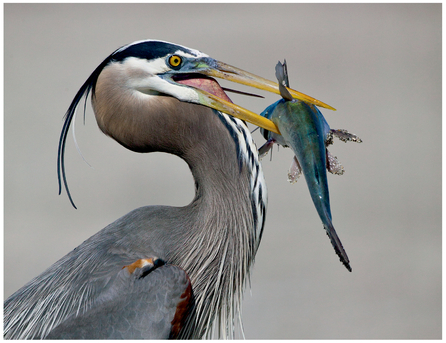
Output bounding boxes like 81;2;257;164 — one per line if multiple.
173;58;335;135
208;61;336;111
201;60;335;134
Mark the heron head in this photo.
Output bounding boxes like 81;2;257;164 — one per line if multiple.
95;40;335;134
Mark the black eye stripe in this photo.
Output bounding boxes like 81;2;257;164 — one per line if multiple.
112;41;193;62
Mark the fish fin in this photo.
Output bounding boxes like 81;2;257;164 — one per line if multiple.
323;218;352;272
275;61;293;101
258;139;275;159
331;129;362;143
325;130;334;147
326;149;345;175
287;156;302;183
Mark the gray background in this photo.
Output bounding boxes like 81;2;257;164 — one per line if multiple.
4;3;441;339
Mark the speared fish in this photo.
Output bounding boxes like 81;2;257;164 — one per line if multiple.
259;61;362;272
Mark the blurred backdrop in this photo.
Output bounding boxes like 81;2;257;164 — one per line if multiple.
4;3;441;339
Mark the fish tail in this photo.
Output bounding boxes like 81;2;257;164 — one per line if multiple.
323;218;352;272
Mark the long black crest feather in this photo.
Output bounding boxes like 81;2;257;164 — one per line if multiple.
57;51;117;209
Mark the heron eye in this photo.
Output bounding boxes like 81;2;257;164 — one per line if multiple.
168;55;182;68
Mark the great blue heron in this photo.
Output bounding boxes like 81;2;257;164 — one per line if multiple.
4;40;334;339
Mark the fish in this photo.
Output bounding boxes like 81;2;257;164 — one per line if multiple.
259;61;362;272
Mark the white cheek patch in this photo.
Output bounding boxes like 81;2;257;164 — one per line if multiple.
133;74;200;104
124;56;170;75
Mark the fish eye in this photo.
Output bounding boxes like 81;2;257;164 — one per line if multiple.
168;55;182;68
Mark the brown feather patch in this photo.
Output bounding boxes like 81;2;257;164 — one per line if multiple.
123;258;155;274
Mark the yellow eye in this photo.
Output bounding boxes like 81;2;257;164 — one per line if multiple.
168;55;182;68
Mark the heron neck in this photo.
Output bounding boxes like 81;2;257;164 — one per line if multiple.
170;109;265;339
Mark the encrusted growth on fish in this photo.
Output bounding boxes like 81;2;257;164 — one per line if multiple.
287;156;302;183
328;129;363;144
326;150;344;175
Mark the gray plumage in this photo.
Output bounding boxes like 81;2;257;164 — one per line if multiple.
47;262;193;339
4;40;270;340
